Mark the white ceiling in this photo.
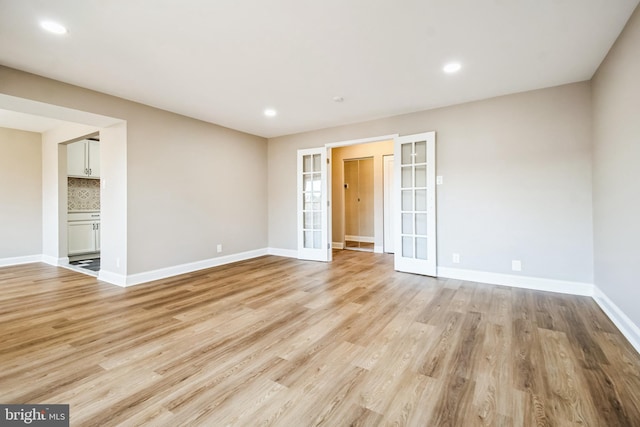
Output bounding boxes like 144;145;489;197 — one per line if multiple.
0;0;638;138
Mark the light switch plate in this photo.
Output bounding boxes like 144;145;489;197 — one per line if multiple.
436;176;443;185
512;260;522;271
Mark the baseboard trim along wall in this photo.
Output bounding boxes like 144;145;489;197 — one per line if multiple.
122;248;269;287
98;270;127;287
267;247;298;258
0;254;42;267
41;255;57;266
332;243;383;253
437;266;594;296
592;286;640;354
345;235;375;243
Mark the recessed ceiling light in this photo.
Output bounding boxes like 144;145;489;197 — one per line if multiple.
264;108;277;117
40;20;67;35
443;62;462;74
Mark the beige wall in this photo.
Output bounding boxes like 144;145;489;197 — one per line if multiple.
125;105;267;274
0;66;268;276
331;141;393;249
269;82;594;282
0;127;42;259
0;66;596;287
592;5;640;327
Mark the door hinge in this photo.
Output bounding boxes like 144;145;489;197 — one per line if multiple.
326;158;330;164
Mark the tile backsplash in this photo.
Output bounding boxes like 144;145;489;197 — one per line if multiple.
68;178;100;211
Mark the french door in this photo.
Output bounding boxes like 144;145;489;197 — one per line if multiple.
394;132;437;276
297;147;331;262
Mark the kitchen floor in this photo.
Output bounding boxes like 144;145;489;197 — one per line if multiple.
69;258;100;272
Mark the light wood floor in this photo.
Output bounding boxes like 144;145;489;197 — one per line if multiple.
1;251;639;426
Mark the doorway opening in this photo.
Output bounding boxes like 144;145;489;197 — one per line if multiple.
65;134;101;277
0;93;128;285
329;138;394;254
297;131;436;277
343;158;374;252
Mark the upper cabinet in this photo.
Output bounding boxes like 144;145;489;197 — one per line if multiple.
68;140;100;178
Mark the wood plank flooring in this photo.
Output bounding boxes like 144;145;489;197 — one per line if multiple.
1;250;639;426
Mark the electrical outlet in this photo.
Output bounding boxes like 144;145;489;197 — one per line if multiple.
217;244;223;253
452;253;460;264
512;260;522;271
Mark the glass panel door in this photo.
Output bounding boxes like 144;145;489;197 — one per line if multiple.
297;147;331;261
394;132;436;276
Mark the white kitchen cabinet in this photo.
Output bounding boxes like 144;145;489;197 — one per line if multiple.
68;212;101;255
67;141;87;177
67;140;100;178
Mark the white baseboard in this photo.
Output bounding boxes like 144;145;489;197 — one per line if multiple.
332;242;344;250
592;286;640;354
41;255;58;266
437;266;594;296
98;270;127;287
0;254;42;267
124;248;269;287
267;247;298;258
40;255;70;266
345;235;375;243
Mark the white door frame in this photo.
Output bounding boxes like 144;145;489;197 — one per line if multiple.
383;154;395;253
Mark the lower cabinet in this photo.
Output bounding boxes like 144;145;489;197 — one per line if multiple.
68;212;101;256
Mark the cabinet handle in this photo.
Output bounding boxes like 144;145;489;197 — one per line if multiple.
89;168;92;176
